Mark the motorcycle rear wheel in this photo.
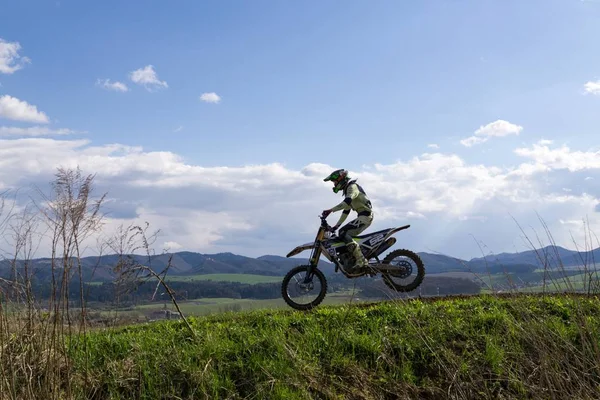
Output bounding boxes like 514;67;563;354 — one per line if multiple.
380;249;425;292
281;265;328;310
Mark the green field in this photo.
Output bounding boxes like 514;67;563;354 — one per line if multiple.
477;271;600;294
84;273;285;287
164;273;284;284
520;273;600;293
89;291;370;321
132;289;367;317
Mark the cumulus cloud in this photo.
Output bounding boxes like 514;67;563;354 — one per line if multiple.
1;137;599;259
0;38;30;74
200;92;221;103
514;140;600;172
584;80;600;95
0;126;77;136
461;119;523;147
475;120;523;137
0;95;49;123
129;65;168;91
96;78;129;92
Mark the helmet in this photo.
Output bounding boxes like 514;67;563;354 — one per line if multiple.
323;169;350;194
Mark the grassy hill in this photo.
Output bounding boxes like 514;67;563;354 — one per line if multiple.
7;293;599;399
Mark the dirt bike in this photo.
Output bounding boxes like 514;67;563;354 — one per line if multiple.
280;215;425;310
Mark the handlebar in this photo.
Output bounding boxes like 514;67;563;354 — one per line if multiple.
319;215;336;232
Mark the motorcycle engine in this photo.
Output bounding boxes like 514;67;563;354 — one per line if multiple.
339;252;354;268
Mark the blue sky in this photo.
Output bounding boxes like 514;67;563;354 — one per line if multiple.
2;0;599;167
1;0;600;259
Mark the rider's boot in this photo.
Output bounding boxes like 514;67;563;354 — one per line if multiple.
347;242;368;273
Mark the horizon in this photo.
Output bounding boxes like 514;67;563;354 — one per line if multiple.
2;242;592;264
2;1;600;260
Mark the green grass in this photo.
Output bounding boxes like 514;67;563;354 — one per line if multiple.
63;293;600;399
164;273;284;284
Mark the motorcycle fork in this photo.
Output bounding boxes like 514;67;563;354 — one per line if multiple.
304;229;325;284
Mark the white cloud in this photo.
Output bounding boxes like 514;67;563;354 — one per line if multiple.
513;140;600;172
0;95;49;123
584;80;600;95
461;119;523;147
96;78;129;92
129;65;168;91
460;136;487;147
0;126;77;136
459;215;488;222
163;241;183;250
173;126;183;133
427;143;439;149
475;120;523;137
200;92;221;103
559;219;584;226
2;137;600;259
0;38;30;74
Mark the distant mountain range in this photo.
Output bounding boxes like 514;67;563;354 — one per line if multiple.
0;252;332;282
0;245;597;282
419;245;599;273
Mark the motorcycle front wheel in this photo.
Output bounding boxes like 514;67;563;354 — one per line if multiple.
281;265;328;310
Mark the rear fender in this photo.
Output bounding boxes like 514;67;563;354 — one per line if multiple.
383;225;410;241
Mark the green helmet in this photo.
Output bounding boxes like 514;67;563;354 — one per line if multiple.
323;169;350;194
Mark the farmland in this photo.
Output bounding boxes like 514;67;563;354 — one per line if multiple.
165;273;284;284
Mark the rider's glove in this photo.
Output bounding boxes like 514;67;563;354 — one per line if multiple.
322;209;331;218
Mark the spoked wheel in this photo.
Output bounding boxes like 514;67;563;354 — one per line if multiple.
281;265;328;310
381;249;425;292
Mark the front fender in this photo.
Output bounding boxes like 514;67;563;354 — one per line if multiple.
286;242;315;258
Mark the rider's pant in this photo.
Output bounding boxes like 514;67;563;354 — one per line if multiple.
338;212;373;245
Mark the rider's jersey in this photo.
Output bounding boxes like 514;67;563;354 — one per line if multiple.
330;180;373;216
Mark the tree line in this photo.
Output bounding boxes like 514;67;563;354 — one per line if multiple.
1;274;480;306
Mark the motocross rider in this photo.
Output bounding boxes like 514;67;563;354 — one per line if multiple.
322;169;373;272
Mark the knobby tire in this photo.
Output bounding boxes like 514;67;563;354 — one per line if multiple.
281;265;328;310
